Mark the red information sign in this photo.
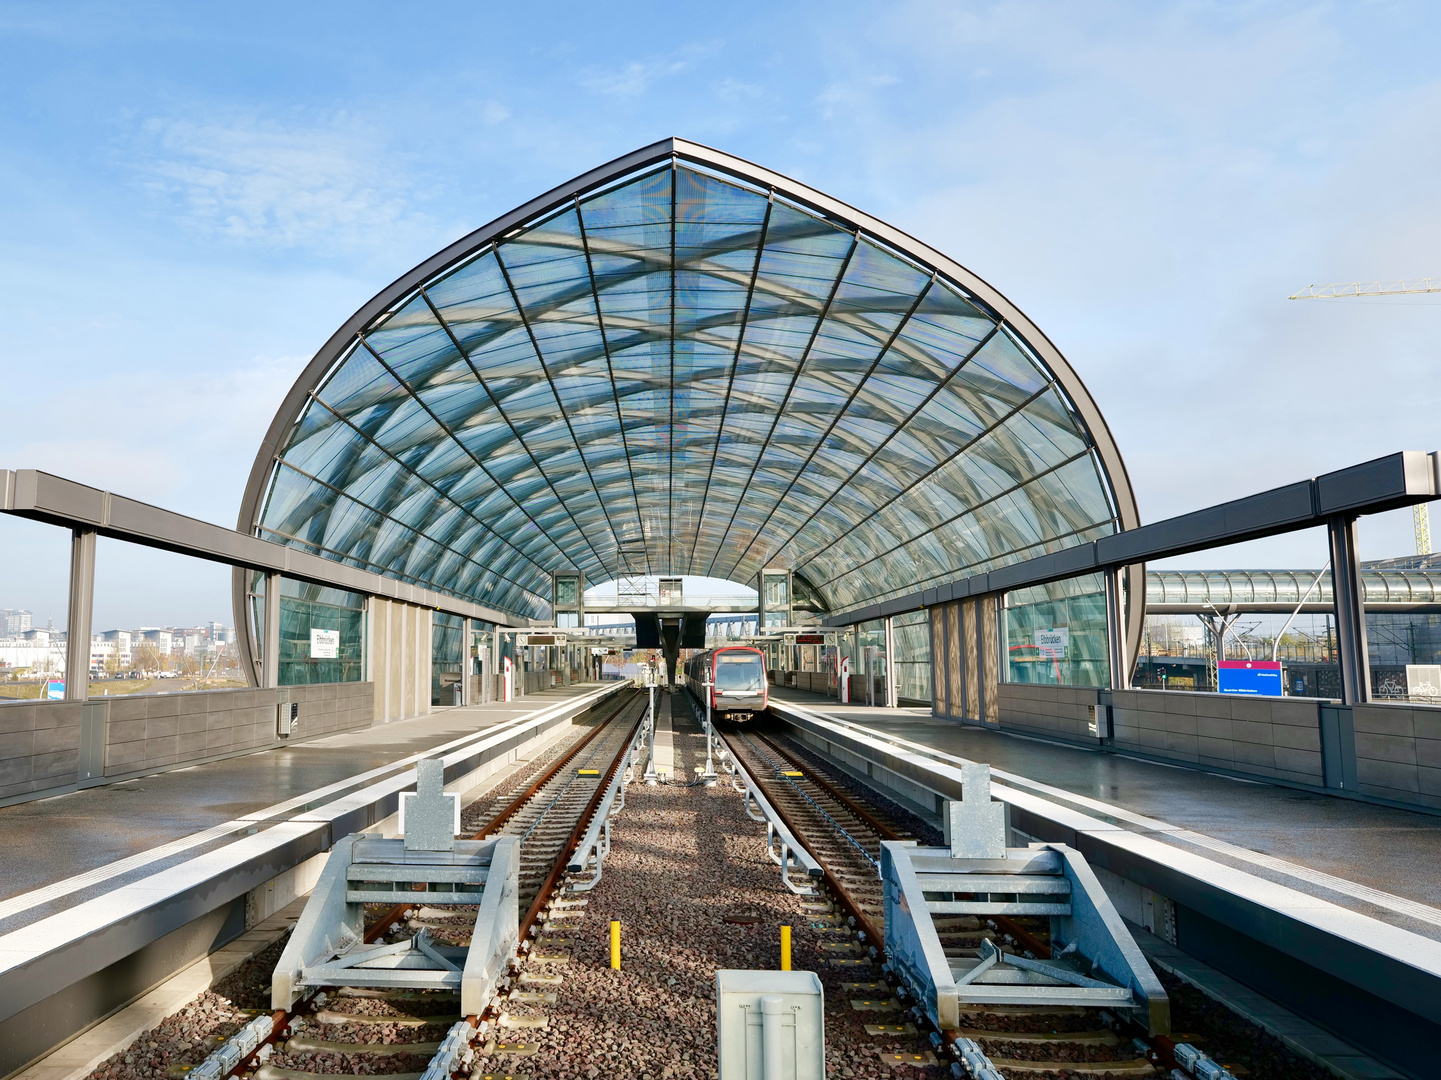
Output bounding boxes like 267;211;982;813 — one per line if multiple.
795;634;825;644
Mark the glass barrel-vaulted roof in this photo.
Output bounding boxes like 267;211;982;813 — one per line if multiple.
241;139;1136;623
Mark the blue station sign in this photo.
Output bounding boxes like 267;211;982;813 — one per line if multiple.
1218;660;1283;696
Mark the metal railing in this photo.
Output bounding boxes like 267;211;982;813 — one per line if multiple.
564;701;653;891
715;733;824;894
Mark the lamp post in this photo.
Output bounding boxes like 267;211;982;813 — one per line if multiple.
643;682;659;784
702;667;718;783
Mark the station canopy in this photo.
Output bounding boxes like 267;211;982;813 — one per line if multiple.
244;140;1135;623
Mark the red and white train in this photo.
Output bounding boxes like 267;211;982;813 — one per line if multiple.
682;646;768;721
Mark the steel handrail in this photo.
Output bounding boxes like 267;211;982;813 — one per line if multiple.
565;712;652;888
719;733;824;893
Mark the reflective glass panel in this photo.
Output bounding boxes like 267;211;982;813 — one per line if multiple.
258;159;1122;624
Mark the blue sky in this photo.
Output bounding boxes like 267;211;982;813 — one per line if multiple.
1;1;1439;629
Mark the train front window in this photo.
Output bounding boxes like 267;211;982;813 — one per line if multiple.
714;655;764;691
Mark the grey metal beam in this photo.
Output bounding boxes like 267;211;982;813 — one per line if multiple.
884;616;898;708
823;451;1440;626
0;470;524;627
1105;568;1127;691
1329;516;1371;705
64;529;96;702
262;571;282;690
1148;603;1441;615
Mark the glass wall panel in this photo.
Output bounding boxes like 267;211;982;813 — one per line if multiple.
893;610;932;704
90;539;242;695
277;579;365;686
1004;573;1108;688
0;516;71;700
433;612;464;706
554;577;579;607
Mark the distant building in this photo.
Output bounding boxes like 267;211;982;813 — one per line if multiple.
89;638;118;672
139;628;173;653
0;609;32;635
96;630;134;666
0;614;236;679
0;637;64;676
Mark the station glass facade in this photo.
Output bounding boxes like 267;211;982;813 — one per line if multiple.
432;612;465;705
249;148;1128;636
1003;573;1109;688
263;577;366;686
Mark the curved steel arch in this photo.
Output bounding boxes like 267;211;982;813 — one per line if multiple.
235;138;1144;682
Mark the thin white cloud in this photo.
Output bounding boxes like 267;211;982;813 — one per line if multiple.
128;113;427;253
581;58;691;97
9;353;302;520
711;77;763;103
796;3;1441;536
479;101;511;125
579;42;722;98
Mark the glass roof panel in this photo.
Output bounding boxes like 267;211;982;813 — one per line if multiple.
257;157;1124;621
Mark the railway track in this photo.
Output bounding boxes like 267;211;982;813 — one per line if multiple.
196;688;647;1080
716;716;1164;1078
87;688;1294;1080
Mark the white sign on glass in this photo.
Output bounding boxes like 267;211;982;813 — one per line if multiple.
1405;664;1441;699
1035;628;1069;659
310;628;340;659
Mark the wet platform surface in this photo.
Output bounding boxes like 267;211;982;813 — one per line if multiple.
769;686;1441;941
0;685;606;925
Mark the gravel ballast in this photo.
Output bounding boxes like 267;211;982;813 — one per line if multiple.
486;693;946;1080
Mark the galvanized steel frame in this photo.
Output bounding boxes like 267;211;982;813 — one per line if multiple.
768;696;1441;1070
236;137;1143;683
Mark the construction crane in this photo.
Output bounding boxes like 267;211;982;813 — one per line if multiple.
1288;278;1441;299
1290;277;1438;555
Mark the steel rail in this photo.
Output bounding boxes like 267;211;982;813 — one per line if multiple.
514;705;647;945
738;730;880;872
750;728;900;841
566;714;654;885
755;727;1053;959
715;726;886;954
717;736;824;893
469;691;636;839
88;693;652;1080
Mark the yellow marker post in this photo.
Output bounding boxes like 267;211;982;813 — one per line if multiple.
780;924;792;971
610;920;621;969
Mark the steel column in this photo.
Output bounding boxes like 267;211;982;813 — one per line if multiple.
64;529;96;702
1328;515;1370;705
462;618;472;704
262;571;282;690
363;597;373;685
493;631;502;702
883;616;898;708
1105;568;1129;691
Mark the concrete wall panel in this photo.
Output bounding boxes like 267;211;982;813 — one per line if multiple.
993;682;1441;812
367;597;434;725
0;681;373;805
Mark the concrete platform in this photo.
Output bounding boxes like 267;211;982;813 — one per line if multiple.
0;685;609;933
1131;925;1405;1080
768;687;1441;943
